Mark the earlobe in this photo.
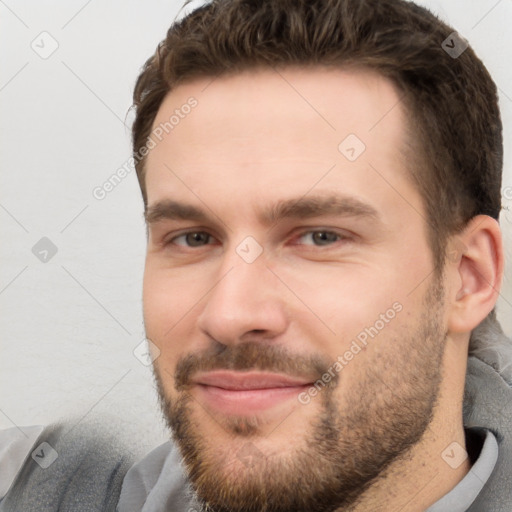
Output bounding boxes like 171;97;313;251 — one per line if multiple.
447;215;504;334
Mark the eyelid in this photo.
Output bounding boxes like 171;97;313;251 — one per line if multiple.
291;228;353;246
163;228;217;247
162;227;353;249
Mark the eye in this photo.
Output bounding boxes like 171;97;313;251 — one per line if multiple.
295;230;347;246
168;231;214;247
162;228;349;250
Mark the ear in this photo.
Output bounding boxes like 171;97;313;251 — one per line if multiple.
447;215;504;333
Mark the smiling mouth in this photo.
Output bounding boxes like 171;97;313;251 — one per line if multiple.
191;370;313;414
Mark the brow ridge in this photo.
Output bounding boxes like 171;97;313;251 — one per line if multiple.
144;194;380;227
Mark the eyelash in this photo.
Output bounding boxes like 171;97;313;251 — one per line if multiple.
163;229;351;249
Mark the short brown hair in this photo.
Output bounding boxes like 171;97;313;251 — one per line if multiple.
131;0;503;272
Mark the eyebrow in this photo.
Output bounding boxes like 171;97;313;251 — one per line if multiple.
145;194;381;227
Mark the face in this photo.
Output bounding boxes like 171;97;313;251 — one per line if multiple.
143;67;449;512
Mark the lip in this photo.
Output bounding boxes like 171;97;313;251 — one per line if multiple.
193;370;312;390
191;371;313;414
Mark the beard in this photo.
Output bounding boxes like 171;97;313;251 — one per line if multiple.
150;276;447;512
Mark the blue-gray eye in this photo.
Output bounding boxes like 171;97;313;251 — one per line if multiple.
298;231;341;246
173;231;212;247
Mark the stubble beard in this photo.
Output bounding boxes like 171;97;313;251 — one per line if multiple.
151;278;447;512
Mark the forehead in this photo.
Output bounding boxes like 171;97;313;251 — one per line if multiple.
144;66;419;225
149;65;407;155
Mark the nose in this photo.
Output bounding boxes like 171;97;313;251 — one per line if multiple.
196;247;289;346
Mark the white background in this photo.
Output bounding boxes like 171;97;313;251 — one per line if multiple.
1;0;511;457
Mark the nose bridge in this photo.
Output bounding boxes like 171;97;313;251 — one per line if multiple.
197;240;288;342
214;234;271;298
210;242;274;313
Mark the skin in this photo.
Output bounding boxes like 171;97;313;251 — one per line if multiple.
142;67;503;511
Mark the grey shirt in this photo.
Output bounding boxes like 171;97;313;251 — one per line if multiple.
425;428;498;512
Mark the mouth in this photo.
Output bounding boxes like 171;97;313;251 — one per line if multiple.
191;371;313;414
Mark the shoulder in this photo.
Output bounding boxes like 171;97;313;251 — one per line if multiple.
118;439;198;512
0;424;46;501
0;419;136;512
469;313;512;386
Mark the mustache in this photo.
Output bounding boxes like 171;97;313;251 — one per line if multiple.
174;342;334;391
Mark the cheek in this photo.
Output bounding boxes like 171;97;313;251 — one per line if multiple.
324;301;422;407
143;265;191;343
143;263;214;372
142;279;185;389
281;261;427;374
276;262;400;333
143;262;202;320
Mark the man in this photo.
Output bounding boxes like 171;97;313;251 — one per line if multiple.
1;0;510;511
